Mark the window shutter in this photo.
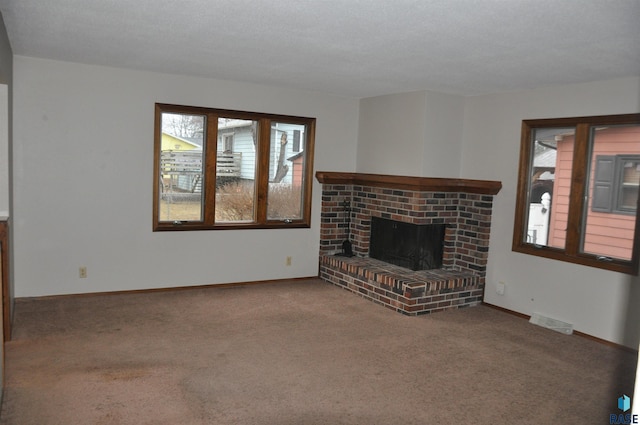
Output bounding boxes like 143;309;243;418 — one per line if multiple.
292;130;301;152
591;155;615;212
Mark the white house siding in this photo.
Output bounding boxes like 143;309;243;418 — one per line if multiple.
218;123;303;185
218;127;256;181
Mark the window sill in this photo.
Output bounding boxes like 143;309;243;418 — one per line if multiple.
153;222;311;231
512;244;638;275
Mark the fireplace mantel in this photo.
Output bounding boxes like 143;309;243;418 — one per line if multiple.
315;171;502;195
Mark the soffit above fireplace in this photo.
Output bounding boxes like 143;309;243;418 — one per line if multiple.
315;172;502;195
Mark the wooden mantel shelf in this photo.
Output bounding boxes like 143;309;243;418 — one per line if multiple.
315;171;502;195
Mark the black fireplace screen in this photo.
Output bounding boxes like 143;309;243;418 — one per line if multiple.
369;217;445;271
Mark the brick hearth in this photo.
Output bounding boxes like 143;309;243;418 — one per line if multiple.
316;172;502;316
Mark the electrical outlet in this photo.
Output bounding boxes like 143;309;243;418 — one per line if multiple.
286;256;292;266
79;267;87;278
496;281;505;295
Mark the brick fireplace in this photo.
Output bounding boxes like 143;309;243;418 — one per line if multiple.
316;172;502;316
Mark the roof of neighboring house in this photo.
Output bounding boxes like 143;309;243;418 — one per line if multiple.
218;120;253;130
181;136;203;148
287;152;304;161
533;149;556;168
163;132;202;149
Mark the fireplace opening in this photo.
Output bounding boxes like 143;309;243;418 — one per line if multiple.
369;217;446;271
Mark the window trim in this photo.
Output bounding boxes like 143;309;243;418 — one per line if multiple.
153;103;316;231
512;113;640;275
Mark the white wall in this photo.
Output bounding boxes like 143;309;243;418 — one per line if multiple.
357;91;464;177
12;56;359;297
357;91;426;175
357;90;463;177
460;77;640;347
422;90;464;177
0;11;11;216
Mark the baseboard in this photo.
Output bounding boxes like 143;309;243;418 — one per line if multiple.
481;302;638;353
15;276;322;302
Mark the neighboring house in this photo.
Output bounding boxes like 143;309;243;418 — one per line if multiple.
526;147;556;245
161;122;305;193
531;148;555;202
217;120;254;181
269;123;305;186
547;126;640;260
217;120;305;185
288;152;304;188
161;132;202;151
160;132;204;193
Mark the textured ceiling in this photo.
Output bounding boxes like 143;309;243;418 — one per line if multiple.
1;0;639;98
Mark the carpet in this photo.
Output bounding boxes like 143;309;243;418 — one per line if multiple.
0;279;636;424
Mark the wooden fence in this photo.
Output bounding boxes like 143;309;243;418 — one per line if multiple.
160;151;242;194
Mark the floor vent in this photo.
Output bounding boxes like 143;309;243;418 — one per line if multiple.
529;313;573;335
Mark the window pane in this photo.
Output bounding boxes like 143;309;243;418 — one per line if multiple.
524;127;575;248
267;122;306;220
215;118;257;223
618;157;640;211
582;125;640;261
159;113;205;222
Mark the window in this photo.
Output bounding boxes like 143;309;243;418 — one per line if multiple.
221;134;234;153
292;129;301;153
592;155;640;214
153;104;316;231
513;113;640;275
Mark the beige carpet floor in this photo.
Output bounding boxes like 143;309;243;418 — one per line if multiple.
0;278;636;425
